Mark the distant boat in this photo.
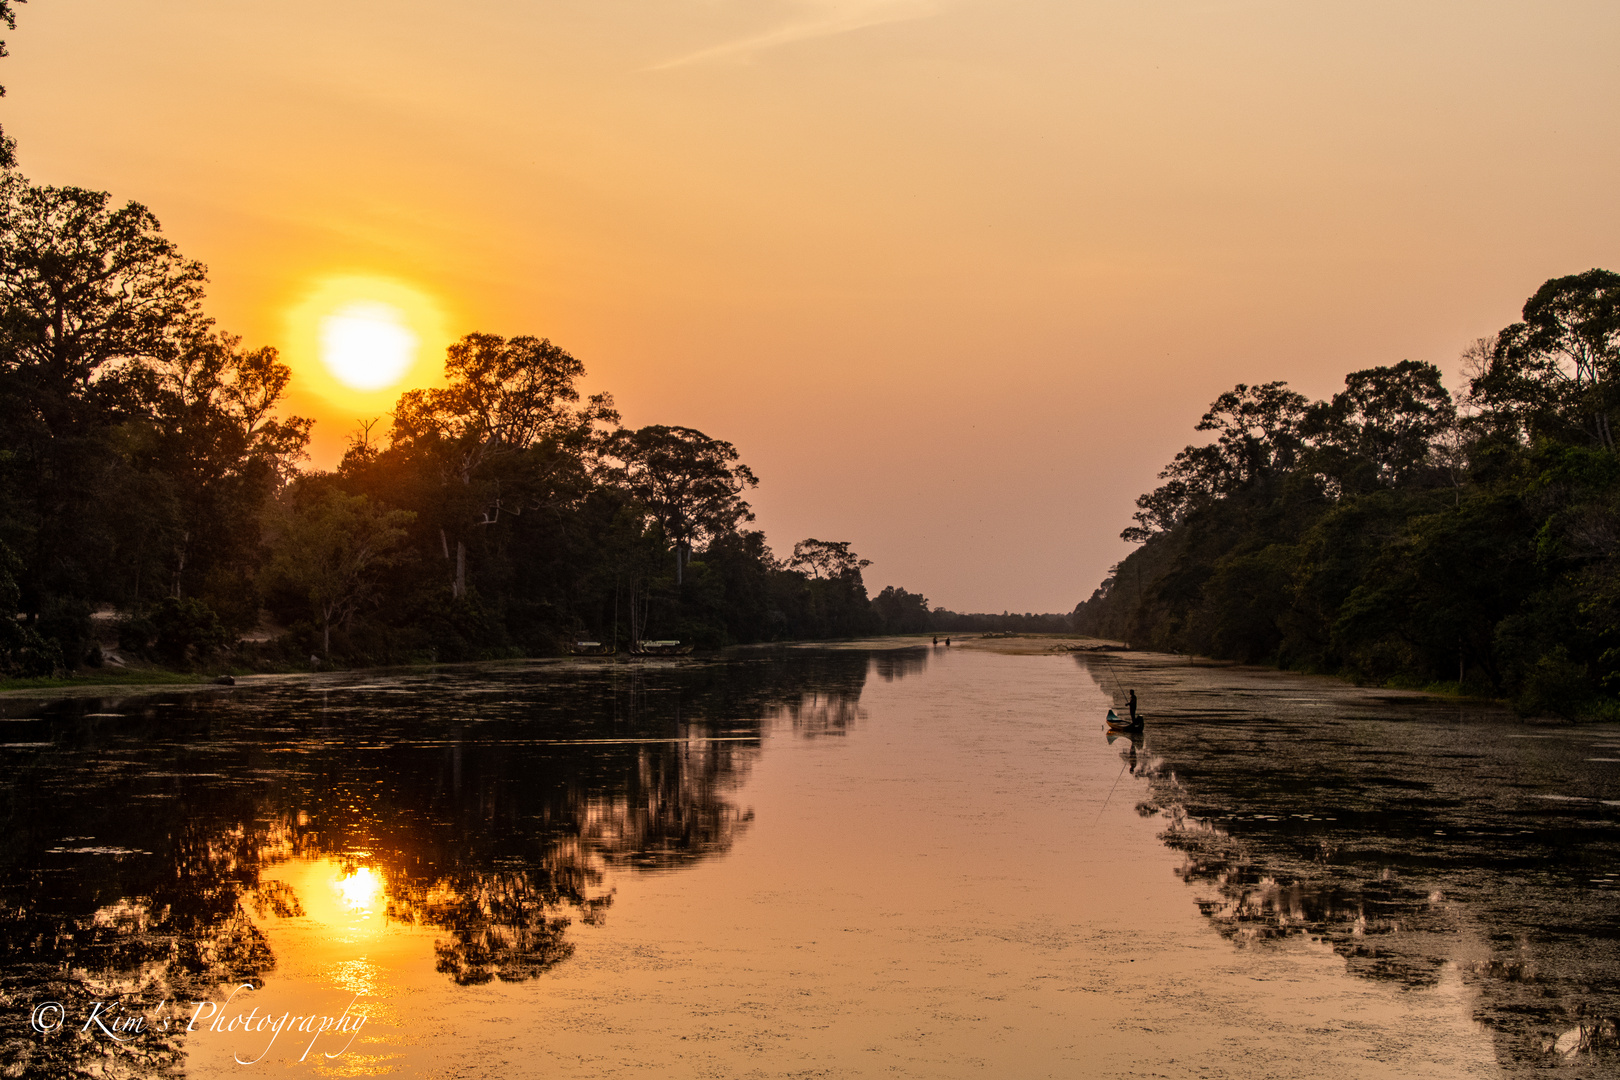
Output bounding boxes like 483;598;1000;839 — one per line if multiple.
630;640;694;656
571;640;615;656
1106;709;1143;731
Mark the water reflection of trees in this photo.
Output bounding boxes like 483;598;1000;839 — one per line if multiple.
0;651;872;1070
1080;658;1620;1071
0;713;287;1076
750;650;872;738
870;647;928;683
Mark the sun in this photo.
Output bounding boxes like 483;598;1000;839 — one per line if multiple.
285;274;451;411
321;301;417;391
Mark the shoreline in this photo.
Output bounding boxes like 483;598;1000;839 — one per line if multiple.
2;633;1527;715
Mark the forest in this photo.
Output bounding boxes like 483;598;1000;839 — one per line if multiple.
1074;269;1620;717
0;10;1063;681
0;159;1072;679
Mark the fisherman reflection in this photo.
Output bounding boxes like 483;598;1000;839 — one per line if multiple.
1105;725;1145;774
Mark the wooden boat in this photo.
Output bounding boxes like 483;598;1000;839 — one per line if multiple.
571;640;615;656
630;640;694;656
1106;709;1143;731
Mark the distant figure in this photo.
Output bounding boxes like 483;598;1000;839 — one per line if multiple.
945;637;951;646
1127;689;1138;721
933;636;938;645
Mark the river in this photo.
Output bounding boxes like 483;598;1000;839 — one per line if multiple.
0;642;1615;1077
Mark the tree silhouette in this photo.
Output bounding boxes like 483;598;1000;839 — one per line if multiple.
606;425;758;585
389;333;617;599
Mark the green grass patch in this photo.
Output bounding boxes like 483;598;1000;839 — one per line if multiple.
0;669;214;694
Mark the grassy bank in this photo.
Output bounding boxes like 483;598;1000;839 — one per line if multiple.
0;668;221;695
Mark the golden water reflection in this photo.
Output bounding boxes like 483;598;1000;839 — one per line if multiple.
335;867;383;914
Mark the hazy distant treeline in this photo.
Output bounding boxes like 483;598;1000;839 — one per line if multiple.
0;165;1032;676
1074;269;1620;717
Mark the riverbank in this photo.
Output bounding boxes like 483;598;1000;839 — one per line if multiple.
2;633;1551;722
0;668;223;696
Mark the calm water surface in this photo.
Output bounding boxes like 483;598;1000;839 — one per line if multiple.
0;644;1616;1077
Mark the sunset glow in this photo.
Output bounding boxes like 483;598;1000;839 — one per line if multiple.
283;275;450;414
10;0;1619;610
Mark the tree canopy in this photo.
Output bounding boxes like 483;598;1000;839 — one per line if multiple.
604;425;758;585
1079;269;1620;717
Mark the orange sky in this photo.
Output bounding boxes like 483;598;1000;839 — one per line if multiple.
8;0;1619;611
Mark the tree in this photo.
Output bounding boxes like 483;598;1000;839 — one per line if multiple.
128;332;310;611
0;177;208;411
0;1;26;168
261;485;414;658
1472;269;1620;452
1301;360;1455;492
1123;382;1308;542
0;175;210;626
389;333;617;599
786;538;875;638
789;539;869;579
0;539;57;676
605;426;758;585
871;585;930;634
144;332;311;481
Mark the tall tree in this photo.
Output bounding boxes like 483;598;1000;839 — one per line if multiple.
126;332;310;620
1301;360;1455;493
0;178;208;408
0;176;209;622
1472;269;1620;453
0;1;26;168
789;539;869;580
870;585;930;634
605;426;758;585
388;333;617;599
1123;382;1308;542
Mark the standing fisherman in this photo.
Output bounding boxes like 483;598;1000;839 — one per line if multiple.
1127;689;1138;722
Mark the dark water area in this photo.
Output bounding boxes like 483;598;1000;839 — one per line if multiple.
0;653;868;1076
1078;652;1620;1073
0;645;1616;1076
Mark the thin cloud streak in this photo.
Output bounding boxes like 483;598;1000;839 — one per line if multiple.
650;0;936;70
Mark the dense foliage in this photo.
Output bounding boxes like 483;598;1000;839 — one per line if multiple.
1074;270;1620;716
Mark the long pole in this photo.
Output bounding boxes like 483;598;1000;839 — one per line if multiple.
1093;758;1130;827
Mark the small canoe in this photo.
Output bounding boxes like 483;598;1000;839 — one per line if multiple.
1106;709;1143;730
631;640;694;656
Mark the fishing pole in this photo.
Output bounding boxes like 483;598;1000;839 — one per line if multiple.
1092;756;1129;827
1102;655;1131;711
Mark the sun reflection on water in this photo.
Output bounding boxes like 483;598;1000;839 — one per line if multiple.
336;866;384;913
